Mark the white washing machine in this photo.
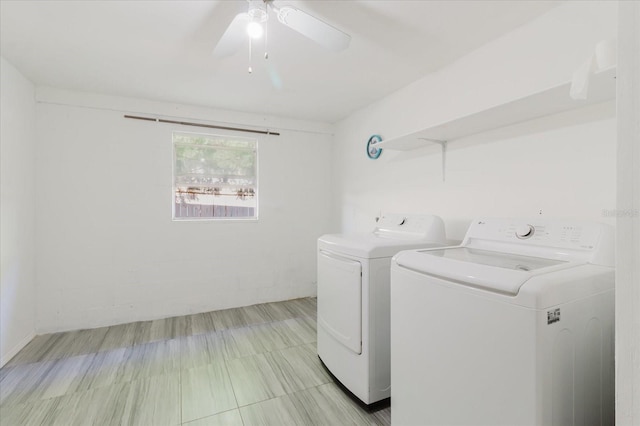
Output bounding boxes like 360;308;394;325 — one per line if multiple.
390;217;615;425
317;213;446;405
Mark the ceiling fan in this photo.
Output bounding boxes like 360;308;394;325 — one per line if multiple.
213;0;351;70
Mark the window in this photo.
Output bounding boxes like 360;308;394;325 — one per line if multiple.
173;132;257;220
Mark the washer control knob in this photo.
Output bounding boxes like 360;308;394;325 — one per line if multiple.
515;224;535;239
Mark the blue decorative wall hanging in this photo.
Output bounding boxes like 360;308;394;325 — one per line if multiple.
367;134;383;159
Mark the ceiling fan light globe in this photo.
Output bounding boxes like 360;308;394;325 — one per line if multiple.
248;0;268;23
247;21;264;39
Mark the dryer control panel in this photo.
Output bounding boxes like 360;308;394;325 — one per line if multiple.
374;214;446;242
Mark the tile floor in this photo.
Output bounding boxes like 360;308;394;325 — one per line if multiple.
0;298;391;425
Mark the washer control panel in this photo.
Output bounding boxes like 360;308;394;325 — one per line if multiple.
466;218;605;251
515;224;535;239
463;218;614;266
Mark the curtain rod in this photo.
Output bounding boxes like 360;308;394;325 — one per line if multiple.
124;115;280;136
36;99;333;135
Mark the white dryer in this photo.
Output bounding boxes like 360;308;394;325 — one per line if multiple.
390;218;615;425
317;214;446;405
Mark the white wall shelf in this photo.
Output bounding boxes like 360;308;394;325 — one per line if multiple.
377;67;617;152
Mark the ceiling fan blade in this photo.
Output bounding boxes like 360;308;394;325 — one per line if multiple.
212;13;250;59
273;4;351;52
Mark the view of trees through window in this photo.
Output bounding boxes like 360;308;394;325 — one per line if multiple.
173;132;257;219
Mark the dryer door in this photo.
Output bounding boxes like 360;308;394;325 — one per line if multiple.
317;249;362;354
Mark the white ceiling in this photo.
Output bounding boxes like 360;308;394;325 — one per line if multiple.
0;0;559;123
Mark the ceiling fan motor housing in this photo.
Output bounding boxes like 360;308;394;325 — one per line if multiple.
248;0;268;23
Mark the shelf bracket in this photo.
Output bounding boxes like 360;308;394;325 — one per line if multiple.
418;138;447;182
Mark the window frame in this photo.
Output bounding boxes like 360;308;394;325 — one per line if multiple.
171;130;259;222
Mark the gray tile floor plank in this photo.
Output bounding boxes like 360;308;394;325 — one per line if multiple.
182;409;243;426
152;317;175;342
283;298;317;320
10;327;107;364
241;303;288;326
265;301;304;321
29;353;96;402
121;373;180;426
0;395;63;426
51;381;132;426
234;348;387;426
133;320;154;345
239;394;309;426
221;326;267;359
261;321;307;350
211;307;250;331
190;312;217;336
262;343;332;393
0;359;57;406
285;382;374;426
180;332;226;370
282;316;317;343
174;314;193;339
41;330;88;361
181;362;238;423
64;326;110;357
5;333;64;366
117;339;180;382
373;406;392;426
226;353;288;406
0;297;389;426
0;364;13;382
222;321;303;360
68;347;129;392
99;321;138;352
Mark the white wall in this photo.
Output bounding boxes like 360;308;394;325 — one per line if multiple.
1;57;37;366
34;89;333;333
616;1;640;423
332;1;618;240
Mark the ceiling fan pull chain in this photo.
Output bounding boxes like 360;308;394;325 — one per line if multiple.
264;18;269;60
248;37;253;74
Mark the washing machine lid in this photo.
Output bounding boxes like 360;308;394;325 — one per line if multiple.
394;247;579;295
319;233;445;259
